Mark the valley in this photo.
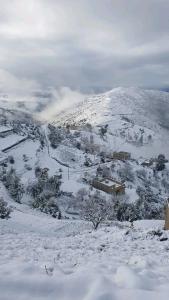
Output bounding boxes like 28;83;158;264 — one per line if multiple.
1;87;169;300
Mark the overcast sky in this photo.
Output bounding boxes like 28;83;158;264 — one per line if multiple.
0;0;169;96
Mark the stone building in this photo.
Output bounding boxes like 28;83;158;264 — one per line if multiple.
112;151;131;161
92;177;125;195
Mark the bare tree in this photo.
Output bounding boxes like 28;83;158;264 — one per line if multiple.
79;190;112;229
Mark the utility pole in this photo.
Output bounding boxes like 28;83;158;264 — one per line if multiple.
68;166;70;180
164;198;169;230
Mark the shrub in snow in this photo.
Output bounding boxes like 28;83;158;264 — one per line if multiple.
99;124;108;138
114;201;137;222
0;197;12;219
102;166;111;178
112;185;164;221
27;181;43;198
45;175;62;194
136;169;147;180
85;123;92;132
76;188;88;202
8;155;15;164
79;190;112;229
96;165;103;177
48;124;64;149
35;166;42;178
118;163;135;182
32;192;61;219
76;142;81;150
28;168;61;199
136;186;163;219
156;154;166;171
23;154;29;162
28;168;62;218
2;168;24;203
24;164;32;171
84;156;92;167
81;135;100;155
161;178;169;192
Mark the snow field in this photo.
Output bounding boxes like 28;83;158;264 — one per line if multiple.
1;208;169;300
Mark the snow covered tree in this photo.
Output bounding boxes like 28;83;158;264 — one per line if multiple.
32;192;61;219
136;169;147;180
35;166;42;178
79;190;112;229
136;185;163;219
116;202;137;222
118;163;135;182
76;188;88;202
43;196;61;219
81;135;100;154
48;124;64;149
112;195;137;222
156;154;166;171
28;168;62;218
84;155;92;167
3;168;24;203
102;166;111;178
99;124;108;138
23;154;29;162
8;155;15;164
0;197;12;219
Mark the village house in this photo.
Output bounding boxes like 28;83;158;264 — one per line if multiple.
112;151;131;161
92;177;125;195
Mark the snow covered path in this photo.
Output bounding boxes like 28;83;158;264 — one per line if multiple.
1;209;169;300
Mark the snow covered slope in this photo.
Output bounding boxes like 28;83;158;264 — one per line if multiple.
53;87;169;158
1;201;169;300
54;87;169;127
1;88;169;299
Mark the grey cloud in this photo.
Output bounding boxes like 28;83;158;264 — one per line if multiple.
0;0;169;96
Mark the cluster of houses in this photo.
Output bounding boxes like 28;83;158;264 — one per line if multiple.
90;151;131;196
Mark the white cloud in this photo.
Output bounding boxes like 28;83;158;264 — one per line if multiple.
39;86;86;121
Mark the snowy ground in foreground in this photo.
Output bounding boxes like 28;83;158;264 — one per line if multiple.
1;207;169;300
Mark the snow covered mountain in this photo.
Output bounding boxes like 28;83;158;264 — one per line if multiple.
53;87;169;127
53;87;169;158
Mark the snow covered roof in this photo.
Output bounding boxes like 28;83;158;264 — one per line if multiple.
100;178;124;188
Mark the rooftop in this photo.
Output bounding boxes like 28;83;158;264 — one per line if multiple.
99;178;124;188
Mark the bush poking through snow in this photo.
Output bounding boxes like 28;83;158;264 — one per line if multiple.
28;168;62;218
8;155;15;164
118;163;135;182
48;124;64;149
2;168;24;203
0;197;12;219
156;154;166;171
32;193;61;219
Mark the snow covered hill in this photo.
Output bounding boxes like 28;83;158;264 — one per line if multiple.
54;87;169;128
1;87;169;299
53;87;169;158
